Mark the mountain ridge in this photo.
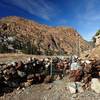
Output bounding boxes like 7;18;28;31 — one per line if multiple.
0;16;91;55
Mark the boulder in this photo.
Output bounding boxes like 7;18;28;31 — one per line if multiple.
69;70;83;82
91;78;100;93
27;79;33;85
17;70;26;78
68;82;76;94
67;82;84;94
76;82;84;93
24;81;32;87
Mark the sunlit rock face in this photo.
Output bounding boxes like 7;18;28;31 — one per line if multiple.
91;78;100;93
0;16;91;55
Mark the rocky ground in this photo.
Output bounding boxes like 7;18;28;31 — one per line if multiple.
0;53;100;100
0;77;100;100
80;46;100;60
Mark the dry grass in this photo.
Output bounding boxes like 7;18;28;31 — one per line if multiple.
0;53;48;63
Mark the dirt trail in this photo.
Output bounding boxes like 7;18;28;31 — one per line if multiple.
0;53;49;63
1;77;100;100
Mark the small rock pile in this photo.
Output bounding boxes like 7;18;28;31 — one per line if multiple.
68;59;100;93
81;59;100;87
0;57;53;95
0;56;100;96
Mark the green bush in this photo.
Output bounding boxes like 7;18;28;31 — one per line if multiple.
0;45;9;53
95;30;100;36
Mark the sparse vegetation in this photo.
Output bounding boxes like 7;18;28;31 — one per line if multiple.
95;30;100;36
92;29;100;44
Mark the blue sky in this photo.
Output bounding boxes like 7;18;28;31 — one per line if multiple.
0;0;100;41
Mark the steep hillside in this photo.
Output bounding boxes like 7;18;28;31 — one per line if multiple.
0;16;91;55
81;45;100;60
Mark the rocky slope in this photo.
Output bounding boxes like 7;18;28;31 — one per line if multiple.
0;16;91;55
81;45;100;60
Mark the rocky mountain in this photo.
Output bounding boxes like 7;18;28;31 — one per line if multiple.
0;16;91;55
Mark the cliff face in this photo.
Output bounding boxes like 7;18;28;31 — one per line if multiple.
0;16;91;55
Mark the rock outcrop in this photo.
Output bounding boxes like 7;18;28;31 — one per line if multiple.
0;16;91;55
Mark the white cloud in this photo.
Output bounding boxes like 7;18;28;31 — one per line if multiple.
77;0;100;21
0;0;61;20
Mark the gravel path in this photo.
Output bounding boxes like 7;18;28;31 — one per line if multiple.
0;78;100;100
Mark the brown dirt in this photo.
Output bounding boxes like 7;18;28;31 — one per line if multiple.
81;46;100;60
0;53;49;63
0;77;100;100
